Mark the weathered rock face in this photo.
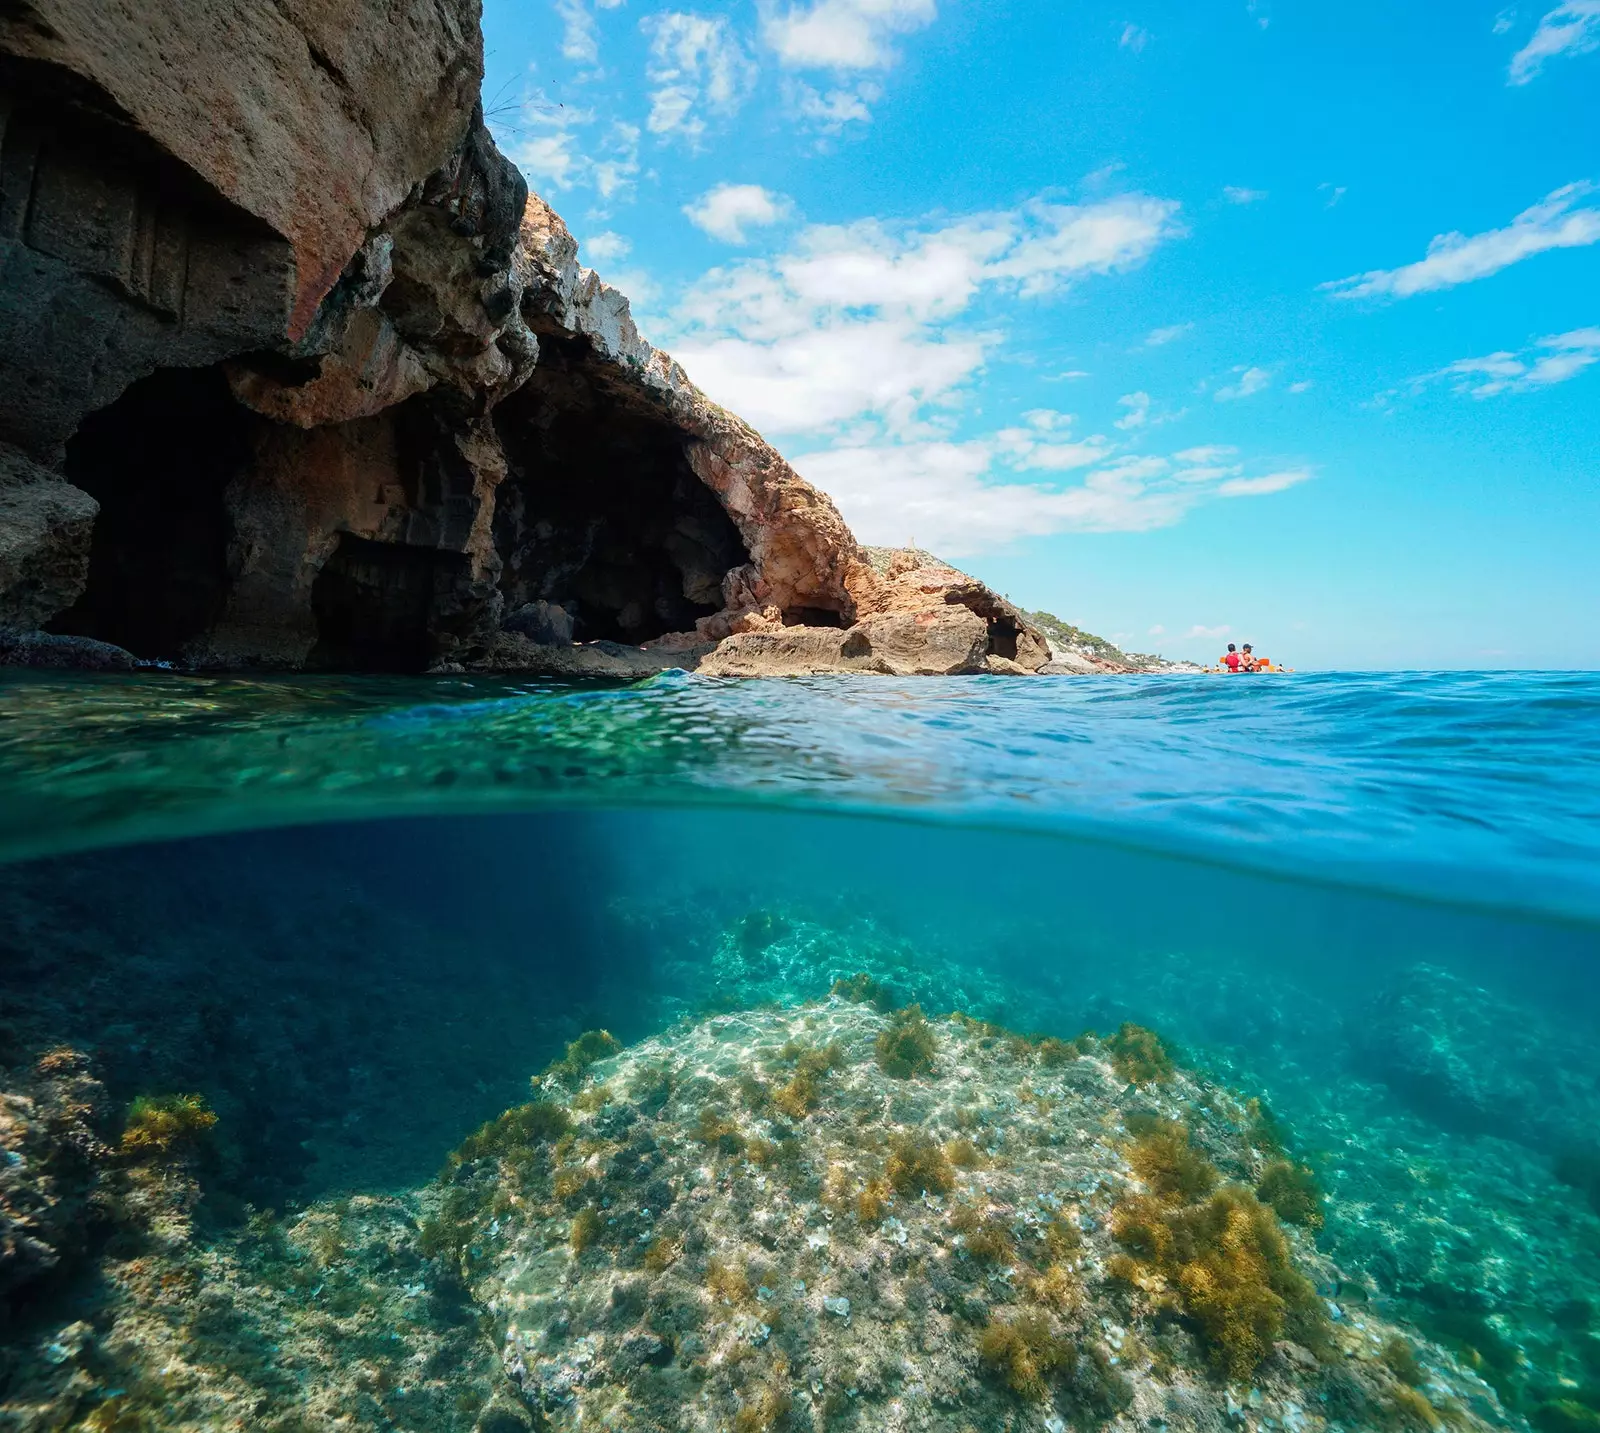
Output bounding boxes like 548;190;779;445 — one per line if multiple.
0;1;1049;676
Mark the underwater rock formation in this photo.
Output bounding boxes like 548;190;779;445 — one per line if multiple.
0;1001;1517;1433
0;1;1047;676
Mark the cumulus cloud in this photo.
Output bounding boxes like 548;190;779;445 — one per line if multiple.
1215;366;1271;401
785;78;880;130
785;436;1313;554
1509;2;1600;83
644;12;758;141
1322;182;1600;299
1223;186;1268;204
654;192;1301;552
583;231;632;264
685;184;795;243
763;0;938;69
1115;392;1151;430
668;194;1183;435
1414;327;1600;398
505;105;638;204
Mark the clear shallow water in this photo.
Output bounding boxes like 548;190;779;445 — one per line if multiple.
3;670;1600;1431
2;669;1599;919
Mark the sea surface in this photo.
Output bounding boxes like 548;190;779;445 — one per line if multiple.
2;668;1599;1431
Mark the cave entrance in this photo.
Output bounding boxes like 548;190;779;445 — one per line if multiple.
50;365;248;659
491;336;750;644
309;535;469;672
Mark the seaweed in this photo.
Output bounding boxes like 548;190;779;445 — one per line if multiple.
950;1203;1014;1263
944;1137;983;1169
706;1257;752;1305
875;1004;938;1079
1256;1159;1325;1230
831;972;893;1010
1125;1119;1219;1205
694;1107;745;1155
1381;1335;1426;1387
885;1133;955;1197
119;1093;218;1160
452;1102;571;1165
770;1042;846;1119
547;1030;622;1086
570;1207;603;1253
1112;1185;1328;1381
977;1310;1072;1400
1035;1036;1080;1067
856;1176;891;1226
1105;1023;1176;1085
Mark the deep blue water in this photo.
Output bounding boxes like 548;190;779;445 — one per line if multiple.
3;668;1599;1425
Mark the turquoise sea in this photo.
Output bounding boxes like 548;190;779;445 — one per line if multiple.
2;669;1599;1432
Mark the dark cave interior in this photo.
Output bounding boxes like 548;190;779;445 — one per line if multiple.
491;335;749;645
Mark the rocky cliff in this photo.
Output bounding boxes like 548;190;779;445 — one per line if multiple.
0;0;1050;677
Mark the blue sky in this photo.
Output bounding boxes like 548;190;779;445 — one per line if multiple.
480;0;1600;669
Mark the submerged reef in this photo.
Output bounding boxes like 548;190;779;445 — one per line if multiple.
455;1000;1509;1432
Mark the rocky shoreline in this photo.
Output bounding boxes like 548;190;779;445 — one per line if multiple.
0;2;1073;681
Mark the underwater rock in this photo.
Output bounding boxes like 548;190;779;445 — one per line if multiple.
445;1000;1510;1432
1357;963;1599;1149
0;1048;113;1312
0;3;1049;675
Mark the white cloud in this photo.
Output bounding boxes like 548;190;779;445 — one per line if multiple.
1322;182;1600;299
1187;623;1231;639
1148;624;1165;636
990;196;1186;297
1115;391;1151;430
1509;2;1600;83
763;0;938;70
785;77;880;130
1319;183;1347;209
790;437;1311;553
654;191;1300;552
1494;7;1518;32
1287;379;1313;393
505;105;638;204
1418;326;1600;398
1215;365;1271;401
685;184;795;243
584;231;632;264
1223;185;1268;204
644;12;758;141
667;194;1183;435
1175;444;1238;464
557;0;625;67
1145;322;1193;346
1217;468;1312;497
1119;22;1150;50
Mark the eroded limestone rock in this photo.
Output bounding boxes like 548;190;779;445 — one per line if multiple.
0;1;1051;677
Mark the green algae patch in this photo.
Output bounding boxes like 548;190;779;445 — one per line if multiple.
452;1101;572;1165
547;1029;622;1085
119;1093;217;1160
874;1002;938;1077
1105;1022;1176;1085
1124;1116;1219;1204
978;1309;1072;1400
1113;1183;1329;1382
1257;1158;1326;1229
